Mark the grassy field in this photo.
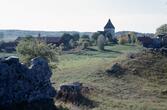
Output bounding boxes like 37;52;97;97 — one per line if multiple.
52;44;167;110
0;52;16;57
1;44;167;110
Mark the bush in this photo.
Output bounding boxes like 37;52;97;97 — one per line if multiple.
91;32;100;45
16;37;58;64
79;35;90;49
118;37;127;45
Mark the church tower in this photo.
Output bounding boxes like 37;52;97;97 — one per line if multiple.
104;19;115;38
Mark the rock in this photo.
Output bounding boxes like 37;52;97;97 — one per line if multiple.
56;82;82;103
106;63;125;77
0;56;56;107
56;82;96;108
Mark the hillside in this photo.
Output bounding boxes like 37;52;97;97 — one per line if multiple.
51;47;167;110
0;30;92;41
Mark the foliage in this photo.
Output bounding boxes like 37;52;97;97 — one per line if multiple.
156;24;167;35
105;32;113;42
91;32;100;45
97;34;105;51
69;39;76;49
61;33;73;50
127;34;132;43
72;33;80;41
16;37;58;64
118;37;127;45
79;34;90;49
131;33;138;44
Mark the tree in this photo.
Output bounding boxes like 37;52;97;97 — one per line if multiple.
129;32;137;44
105;32;113;42
156;24;167;35
79;34;90;49
91;32;100;45
128;34;132;44
97;34;105;51
72;33;80;41
69;39;75;48
81;34;90;40
16;38;58;64
61;33;73;50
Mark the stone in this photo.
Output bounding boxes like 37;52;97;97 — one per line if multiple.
106;63;125;77
0;56;56;107
56;82;82;103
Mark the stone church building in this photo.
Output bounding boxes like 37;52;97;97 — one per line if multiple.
99;19;115;42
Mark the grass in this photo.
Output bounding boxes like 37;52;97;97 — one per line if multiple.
1;44;167;110
52;44;167;110
0;52;16;57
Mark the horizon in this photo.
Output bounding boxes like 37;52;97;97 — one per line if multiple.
0;0;167;33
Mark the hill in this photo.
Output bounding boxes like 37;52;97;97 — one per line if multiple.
0;29;92;41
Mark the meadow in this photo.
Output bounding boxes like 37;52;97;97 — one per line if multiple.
1;44;167;110
52;44;167;110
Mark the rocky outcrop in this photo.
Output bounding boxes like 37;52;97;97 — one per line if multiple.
0;56;56;107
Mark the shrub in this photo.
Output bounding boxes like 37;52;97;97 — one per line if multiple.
16;37;58;64
118;37;127;45
91;32;100;45
79;35;90;49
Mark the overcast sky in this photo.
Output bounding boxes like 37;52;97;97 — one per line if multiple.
0;0;167;33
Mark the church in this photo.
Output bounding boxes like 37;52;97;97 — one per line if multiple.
99;19;115;42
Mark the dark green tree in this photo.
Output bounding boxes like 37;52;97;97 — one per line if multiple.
72;33;80;41
91;32;100;45
156;24;167;35
61;33;73;50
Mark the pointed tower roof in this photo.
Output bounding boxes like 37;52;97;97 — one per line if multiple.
104;19;115;29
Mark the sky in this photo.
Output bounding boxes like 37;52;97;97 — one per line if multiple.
0;0;167;33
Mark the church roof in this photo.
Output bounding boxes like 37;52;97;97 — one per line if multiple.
104;19;115;29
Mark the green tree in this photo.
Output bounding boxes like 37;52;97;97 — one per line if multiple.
16;38;58;64
156;24;167;35
91;32;100;45
79;34;90;49
105;32;113;42
61;33;73;50
128;34;132;44
97;34;105;51
129;32;137;44
72;33;80;41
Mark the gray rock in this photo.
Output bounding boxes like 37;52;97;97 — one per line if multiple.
56;82;82;103
0;56;56;107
